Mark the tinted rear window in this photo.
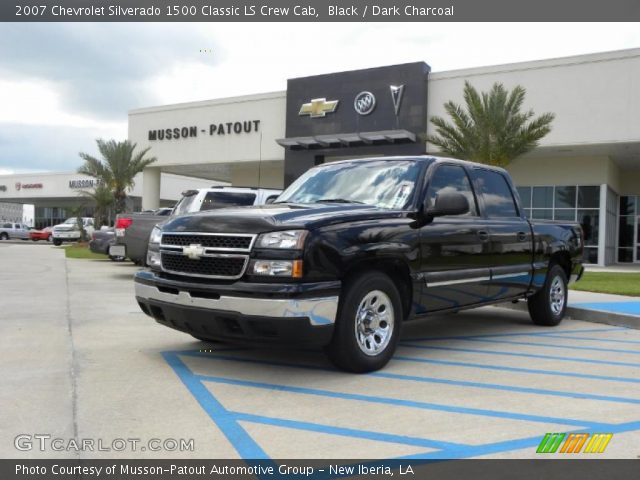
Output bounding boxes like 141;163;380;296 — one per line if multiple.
473;169;519;218
201;192;256;210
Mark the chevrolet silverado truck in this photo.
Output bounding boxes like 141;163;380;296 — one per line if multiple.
111;187;281;264
134;157;584;372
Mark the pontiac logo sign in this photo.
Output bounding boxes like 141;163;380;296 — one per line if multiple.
354;91;376;116
390;85;405;115
299;98;339;118
183;244;206;260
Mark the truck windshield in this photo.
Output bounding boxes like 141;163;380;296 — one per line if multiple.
276;160;423;209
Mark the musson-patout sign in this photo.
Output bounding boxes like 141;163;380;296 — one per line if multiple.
148;120;260;141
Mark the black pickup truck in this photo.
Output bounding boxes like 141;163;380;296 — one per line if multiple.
134;156;584;372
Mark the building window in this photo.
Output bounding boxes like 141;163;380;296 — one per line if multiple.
618;195;637;263
516;184;600;263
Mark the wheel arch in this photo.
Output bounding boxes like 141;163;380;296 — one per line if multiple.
342;258;413;321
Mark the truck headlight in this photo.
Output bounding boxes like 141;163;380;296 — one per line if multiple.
256;230;307;249
252;260;303;278
149;226;162;245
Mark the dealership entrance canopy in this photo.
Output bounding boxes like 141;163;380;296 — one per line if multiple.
126;48;640;266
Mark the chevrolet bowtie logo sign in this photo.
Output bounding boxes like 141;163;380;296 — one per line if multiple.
299;98;339;118
183;244;205;260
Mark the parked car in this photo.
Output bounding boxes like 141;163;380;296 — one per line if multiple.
51;217;95;246
0;222;31;240
110;187;281;265
29;226;53;242
89;227;124;261
134;156;584;373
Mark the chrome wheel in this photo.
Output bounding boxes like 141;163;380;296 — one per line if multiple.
354;290;395;356
549;275;565;315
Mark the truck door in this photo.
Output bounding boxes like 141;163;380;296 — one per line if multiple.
470;168;533;300
418;164;493;312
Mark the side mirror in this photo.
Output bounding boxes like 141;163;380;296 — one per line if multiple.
427;192;470;217
265;197;277;204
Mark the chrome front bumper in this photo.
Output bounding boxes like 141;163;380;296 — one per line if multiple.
134;281;339;326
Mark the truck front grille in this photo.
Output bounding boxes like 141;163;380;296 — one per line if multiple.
160;252;248;279
161;233;254;251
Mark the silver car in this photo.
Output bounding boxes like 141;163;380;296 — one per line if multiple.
0;222;30;240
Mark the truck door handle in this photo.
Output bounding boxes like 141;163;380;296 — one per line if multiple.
517;231;527;242
477;230;490;242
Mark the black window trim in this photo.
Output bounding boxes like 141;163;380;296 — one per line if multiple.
471;167;524;220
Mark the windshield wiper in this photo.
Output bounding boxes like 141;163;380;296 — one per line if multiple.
314;198;365;204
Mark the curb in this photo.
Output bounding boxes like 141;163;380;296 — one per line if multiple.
498;301;640;330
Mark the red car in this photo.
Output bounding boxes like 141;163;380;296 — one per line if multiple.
29;226;53;242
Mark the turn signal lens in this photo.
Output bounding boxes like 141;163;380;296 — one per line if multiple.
252;259;303;278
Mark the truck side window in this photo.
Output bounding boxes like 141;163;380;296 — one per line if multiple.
425;165;478;216
473;169;519;218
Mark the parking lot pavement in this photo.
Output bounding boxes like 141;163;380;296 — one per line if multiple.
2;243;639;460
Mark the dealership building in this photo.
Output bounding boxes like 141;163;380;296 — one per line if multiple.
125;48;640;266
2;48;638;264
0;172;214;228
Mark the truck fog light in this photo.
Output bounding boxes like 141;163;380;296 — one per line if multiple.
147;250;161;268
252;260;303;278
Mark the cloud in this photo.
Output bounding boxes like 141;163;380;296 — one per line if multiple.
0;23;217;121
0;123;126;173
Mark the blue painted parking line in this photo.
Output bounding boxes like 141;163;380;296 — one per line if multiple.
572;301;640;317
407;327;626;342
162;352;271;460
181;352;611;428
184;350;640;405
401;343;640;368
163;349;640;460
454;337;640;355
231;412;468;451
500;332;640;345
393;356;640;384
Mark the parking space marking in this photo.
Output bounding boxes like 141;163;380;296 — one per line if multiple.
162;352;270;459
231;412;467;451
401;344;640;368
393;356;640;384
183;351;640;405
178;351;613;428
446;337;640;355
408;327;627;342
515;333;640;345
163;348;640;460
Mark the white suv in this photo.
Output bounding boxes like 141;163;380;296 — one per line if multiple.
51;217;95;246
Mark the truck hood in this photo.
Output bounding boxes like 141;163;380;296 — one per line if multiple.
161;203;408;234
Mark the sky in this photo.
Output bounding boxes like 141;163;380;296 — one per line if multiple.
1;22;640;175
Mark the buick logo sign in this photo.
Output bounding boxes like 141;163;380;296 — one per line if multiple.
354;91;376;116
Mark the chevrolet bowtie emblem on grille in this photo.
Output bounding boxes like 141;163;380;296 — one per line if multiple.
183;244;205;260
299;98;339;118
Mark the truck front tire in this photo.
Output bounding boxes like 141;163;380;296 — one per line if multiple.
326;271;402;373
53;239;62;246
528;264;568;327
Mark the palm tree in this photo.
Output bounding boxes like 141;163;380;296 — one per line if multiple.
78;139;156;214
427;81;555;167
79;183;114;229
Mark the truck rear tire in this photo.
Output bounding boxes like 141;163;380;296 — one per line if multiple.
326;271;402;373
527;264;568;327
0;233;8;240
